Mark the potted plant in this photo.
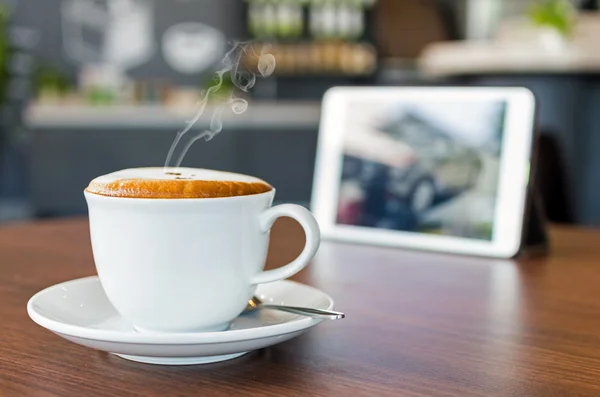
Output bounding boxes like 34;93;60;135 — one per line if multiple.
529;0;577;51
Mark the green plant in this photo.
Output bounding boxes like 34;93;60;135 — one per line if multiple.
200;71;236;102
529;0;576;36
35;66;72;96
0;4;8;105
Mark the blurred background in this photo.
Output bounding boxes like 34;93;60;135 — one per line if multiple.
0;0;598;227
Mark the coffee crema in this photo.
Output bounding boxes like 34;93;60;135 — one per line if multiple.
85;168;273;199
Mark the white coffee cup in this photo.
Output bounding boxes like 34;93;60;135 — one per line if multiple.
84;181;320;333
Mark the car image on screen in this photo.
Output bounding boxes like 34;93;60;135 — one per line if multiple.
337;111;483;230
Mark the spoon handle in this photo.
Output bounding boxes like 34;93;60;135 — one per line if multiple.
260;305;345;320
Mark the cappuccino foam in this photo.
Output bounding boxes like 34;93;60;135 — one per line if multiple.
85;168;272;199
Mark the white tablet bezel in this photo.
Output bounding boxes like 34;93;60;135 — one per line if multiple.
311;86;536;258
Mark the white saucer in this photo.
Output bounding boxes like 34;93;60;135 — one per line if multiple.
27;276;335;365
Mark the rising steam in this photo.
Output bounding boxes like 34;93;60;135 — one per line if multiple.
164;41;276;168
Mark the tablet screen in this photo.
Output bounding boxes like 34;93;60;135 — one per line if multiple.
336;99;507;241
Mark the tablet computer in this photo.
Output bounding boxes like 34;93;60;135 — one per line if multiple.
311;86;537;258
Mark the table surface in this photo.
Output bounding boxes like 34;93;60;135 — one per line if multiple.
2;218;600;396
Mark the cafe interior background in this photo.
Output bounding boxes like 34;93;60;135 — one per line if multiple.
0;0;599;229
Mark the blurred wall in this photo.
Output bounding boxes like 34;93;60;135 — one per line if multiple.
13;0;244;85
28;126;318;216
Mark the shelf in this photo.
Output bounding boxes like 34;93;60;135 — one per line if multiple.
420;41;600;77
24;101;322;130
419;15;600;77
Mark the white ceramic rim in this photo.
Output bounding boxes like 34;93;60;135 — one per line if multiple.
27;276;334;345
83;188;276;203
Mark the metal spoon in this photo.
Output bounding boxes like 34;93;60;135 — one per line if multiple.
245;296;345;320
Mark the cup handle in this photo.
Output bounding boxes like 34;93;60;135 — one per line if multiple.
251;204;321;284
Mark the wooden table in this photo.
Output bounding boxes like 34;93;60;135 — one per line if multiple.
2;218;600;396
